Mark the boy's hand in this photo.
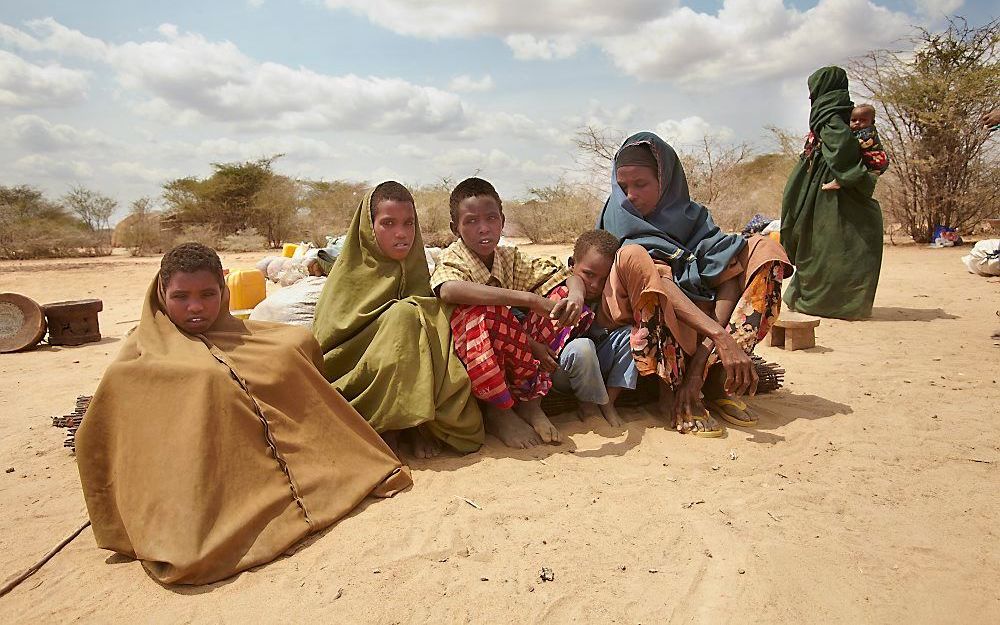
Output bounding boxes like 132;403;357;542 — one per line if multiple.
528;294;556;319
550;292;583;327
529;339;559;373
821;180;841;191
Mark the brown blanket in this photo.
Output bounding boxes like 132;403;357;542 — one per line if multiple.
76;276;410;585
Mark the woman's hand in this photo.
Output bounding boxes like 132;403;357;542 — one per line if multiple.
711;331;758;396
528;339;559;373
821;180;841;191
673;373;705;429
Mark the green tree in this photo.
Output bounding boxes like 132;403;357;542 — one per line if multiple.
851;17;1000;242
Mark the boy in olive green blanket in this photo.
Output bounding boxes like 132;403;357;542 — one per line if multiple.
312;181;484;459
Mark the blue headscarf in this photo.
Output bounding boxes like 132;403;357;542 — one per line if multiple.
596;131;746;301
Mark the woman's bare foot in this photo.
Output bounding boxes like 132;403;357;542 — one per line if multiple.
515;398;564;444
380;430;401;458
406;427;441;459
486;405;542;449
680;411;723;435
599;402;624;427
578;401;602;421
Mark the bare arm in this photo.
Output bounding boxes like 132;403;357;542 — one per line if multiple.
438;280;548;313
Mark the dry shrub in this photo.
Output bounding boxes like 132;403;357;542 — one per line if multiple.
219;228;269;252
299;180;367;245
702;153;797;232
412;181;455;247
507;183;601;244
174;224;220;248
1;220;107;259
116;198;172;256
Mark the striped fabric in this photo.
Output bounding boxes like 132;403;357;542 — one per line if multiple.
449;285;594;408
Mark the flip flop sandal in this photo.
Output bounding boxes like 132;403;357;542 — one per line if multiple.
682;413;726;438
706;398;758;427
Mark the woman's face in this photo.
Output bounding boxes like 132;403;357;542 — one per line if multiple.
616;165;660;217
373;199;416;261
163;270;223;334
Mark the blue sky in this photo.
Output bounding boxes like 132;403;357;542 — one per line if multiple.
1;0;993;219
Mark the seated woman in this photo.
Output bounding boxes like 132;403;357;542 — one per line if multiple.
76;243;410;585
597;132;792;435
312;181;484;459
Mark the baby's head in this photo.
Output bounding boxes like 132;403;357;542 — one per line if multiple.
159;242;225;334
571;230;620;301
449;177;504;263
370;181;416;261
851;104;876;132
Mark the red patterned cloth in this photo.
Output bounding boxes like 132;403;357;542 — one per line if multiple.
449;285;594;408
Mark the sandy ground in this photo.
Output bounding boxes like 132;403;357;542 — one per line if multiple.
1;244;998;624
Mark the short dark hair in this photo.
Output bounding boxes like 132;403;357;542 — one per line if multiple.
159;242;225;289
573;230;621;262
370;181;415;219
449;177;502;222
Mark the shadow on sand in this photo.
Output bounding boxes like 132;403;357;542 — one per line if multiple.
868;307;959;322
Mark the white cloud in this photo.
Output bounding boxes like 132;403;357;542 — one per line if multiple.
194;136;341;161
504;34;578;61
654;116;734;148
107;161;176;184
4;114;110;151
397;143;431;159
323;0;918;87
0;19;470;133
13;154;94;179
914;0;963;16
323;1;668;40
448;73;495;92
0;50;89;107
604;0;913;86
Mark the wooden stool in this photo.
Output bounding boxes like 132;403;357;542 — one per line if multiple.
769;311;820;351
44;299;103;346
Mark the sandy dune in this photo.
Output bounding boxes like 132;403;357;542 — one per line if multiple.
1;244;998;624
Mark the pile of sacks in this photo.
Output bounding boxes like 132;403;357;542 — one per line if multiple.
962;239;1000;277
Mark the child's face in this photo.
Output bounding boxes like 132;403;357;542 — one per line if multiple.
616;165;660;217
373;199;416;261
163;270;223;334
453;195;504;261
572;247;614;301
850;109;874;132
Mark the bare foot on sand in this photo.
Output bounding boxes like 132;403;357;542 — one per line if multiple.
406;427;441;459
515;398;564;444
599;402;624;428
486;405;542;449
658;382;678;428
578;401;602;422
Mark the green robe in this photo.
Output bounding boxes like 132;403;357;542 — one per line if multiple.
312;187;484;452
781;66;884;320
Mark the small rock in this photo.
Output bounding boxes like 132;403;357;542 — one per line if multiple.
738;569;746;575
711;465;720;471
704;549;713;558
619;565;627;571
648;568;658;574
334;588;343;600
372;568;381;574
540;567;554;582
480;577;489;582
4;467;13;474
903;379;911;384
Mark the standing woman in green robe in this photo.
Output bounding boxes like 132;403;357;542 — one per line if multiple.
781;66;884;320
313;181;484;459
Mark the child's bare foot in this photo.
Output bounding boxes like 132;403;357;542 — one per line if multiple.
486;405;542;449
406;427;441;459
578;401;602;422
380;430;401;458
516;398;564;444
599;402;624;427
